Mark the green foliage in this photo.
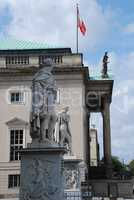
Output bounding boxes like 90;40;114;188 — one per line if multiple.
112;156;126;173
128;160;134;176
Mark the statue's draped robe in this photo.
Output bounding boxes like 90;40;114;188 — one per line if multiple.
54;111;72;152
30;67;56;139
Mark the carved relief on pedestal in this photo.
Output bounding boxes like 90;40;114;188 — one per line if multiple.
21;158;59;200
63;168;79;190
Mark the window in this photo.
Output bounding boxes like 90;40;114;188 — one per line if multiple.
10;129;24;161
6;56;29;65
10;92;24;104
8;175;20;188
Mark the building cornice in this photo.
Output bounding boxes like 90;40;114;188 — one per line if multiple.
86;79;114;96
0;66;89;81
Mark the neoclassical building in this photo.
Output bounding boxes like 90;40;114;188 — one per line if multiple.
0;39;113;199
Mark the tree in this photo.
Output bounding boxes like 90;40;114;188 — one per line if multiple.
112;156;126;173
128;160;134;176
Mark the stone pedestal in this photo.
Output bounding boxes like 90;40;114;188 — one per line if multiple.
19;146;66;200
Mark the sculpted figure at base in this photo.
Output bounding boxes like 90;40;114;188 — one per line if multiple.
30;59;57;144
64;169;79;190
56;107;72;153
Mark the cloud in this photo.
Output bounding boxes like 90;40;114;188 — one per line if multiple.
110;51;134;162
0;0;115;52
124;22;134;34
0;0;9;10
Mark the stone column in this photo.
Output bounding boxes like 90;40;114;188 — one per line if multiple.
83;109;90;181
87;112;91;168
102;96;112;170
87;112;91;181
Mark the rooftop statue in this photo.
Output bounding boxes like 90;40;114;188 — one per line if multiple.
102;51;109;78
30;58;57;144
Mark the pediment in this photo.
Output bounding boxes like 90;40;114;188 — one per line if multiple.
6;117;28;126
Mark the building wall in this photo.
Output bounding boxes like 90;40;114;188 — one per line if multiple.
0;162;20;198
0;71;87;196
0;81;31;162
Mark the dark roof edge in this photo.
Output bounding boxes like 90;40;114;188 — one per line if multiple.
0;47;72;55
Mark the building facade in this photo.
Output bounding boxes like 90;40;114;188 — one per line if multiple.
0;39;90;199
0;39;114;199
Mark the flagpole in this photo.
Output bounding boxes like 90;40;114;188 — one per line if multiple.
76;3;79;53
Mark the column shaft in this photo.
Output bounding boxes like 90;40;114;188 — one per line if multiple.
103;100;112;166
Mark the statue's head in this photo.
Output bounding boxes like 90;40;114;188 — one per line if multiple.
43;58;53;66
105;51;108;56
40;58;54;72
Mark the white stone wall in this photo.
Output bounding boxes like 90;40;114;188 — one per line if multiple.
0;162;20;197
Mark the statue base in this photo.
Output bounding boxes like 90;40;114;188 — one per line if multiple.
19;146;66;200
102;73;109;79
27;139;60;148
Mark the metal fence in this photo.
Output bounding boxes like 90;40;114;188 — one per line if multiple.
64;190;92;200
64;191;82;200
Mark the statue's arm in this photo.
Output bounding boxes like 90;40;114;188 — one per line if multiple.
66;115;71;136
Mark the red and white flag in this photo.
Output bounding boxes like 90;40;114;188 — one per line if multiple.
77;5;86;36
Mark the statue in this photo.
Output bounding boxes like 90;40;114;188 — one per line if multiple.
56;107;72;153
102;51;109;78
30;58;57;144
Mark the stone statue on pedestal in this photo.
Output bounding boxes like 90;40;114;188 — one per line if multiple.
102;51;109;78
30;58;57;144
20;59;66;200
57;107;72;153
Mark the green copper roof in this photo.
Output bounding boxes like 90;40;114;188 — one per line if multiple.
0;38;58;50
90;75;114;80
90;69;114;80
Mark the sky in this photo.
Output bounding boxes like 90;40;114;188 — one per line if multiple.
0;0;134;163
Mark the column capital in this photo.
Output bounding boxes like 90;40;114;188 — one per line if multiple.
103;94;111;104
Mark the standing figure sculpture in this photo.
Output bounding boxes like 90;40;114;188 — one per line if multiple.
102;51;109;78
30;59;57;144
56;107;72;154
